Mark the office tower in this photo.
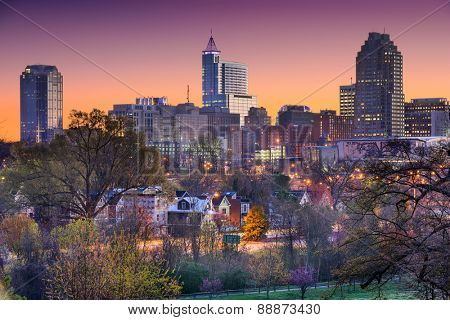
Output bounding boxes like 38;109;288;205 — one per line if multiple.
231;127;256;168
244;106;271;151
202;34;257;126
320;110;354;142
277;105;321;144
245;106;271;127
20;65;63;144
404;98;449;137
339;84;355;117
354;32;404;137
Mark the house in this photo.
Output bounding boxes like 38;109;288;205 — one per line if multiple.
96;186;168;232
167;192;214;235
289;190;311;206
212;195;231;215
115;186;168;227
222;192;251;227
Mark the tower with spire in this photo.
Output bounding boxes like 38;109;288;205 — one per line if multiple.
201;32;256;126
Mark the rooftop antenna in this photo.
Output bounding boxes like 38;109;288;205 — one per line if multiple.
351;77;353;85
383;27;386;34
187;85;190;103
210;28;213;37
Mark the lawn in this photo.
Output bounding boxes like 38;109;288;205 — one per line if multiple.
207;283;416;300
0;283;10;300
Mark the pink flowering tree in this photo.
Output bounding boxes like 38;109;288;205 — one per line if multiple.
290;267;315;300
199;278;223;296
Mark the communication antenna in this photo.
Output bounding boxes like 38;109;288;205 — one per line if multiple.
187;85;190;103
350;77;353;85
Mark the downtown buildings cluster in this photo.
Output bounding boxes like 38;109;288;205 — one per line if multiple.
20;32;449;176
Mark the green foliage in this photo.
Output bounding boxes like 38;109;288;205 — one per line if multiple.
0;214;40;256
242;206;269;241
220;270;249;290
51;219;98;249
103;232;181;299
176;262;209;294
250;248;288;292
46;221;181;299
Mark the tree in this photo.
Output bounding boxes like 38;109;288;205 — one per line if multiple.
0;214;40;255
242;206;269;241
250;247;287;298
199;278;223;295
176;261;208;294
290;267;314;300
5;109;160;220
337;141;449;299
271;192;301;269
46;220;181;299
299;205;337;283
0;214;48;299
223;173;285;206
310;160;357;209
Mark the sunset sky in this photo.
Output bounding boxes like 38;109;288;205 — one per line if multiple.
1;0;449;141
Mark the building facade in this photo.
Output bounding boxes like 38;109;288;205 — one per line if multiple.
354;33;404;137
339;84;356;117
404;98;449;137
20;65;63;144
202;35;257;126
320;110;354;142
277;105;320;145
109;100;209;171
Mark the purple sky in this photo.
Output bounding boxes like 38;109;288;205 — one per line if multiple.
1;0;449;140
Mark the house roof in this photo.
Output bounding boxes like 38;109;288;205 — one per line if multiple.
212;195;231;207
176;190;188;198
168;196;212;213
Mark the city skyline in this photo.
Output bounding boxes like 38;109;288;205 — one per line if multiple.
1;0;450;141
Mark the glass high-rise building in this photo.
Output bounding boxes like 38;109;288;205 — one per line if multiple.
339;84;355;117
20;65;63;144
354;33;404;137
202;35;257;126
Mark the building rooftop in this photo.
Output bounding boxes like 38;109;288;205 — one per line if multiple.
203;35;220;53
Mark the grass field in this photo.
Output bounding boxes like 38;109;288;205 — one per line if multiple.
206;283;416;300
0;283;10;300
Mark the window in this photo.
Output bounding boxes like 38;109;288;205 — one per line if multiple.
222;208;227;215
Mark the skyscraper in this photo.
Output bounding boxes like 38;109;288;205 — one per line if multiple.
20;65;63;144
354;33;404;137
202;34;257;126
339;84;355;117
